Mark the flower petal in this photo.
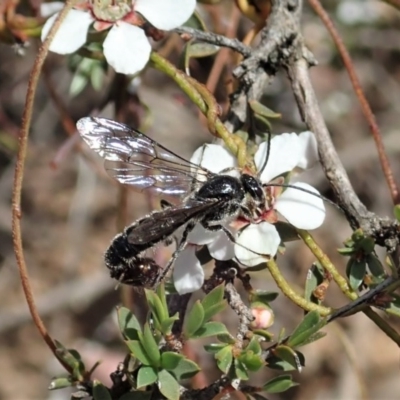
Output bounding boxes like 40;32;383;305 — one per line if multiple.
103;22;151;75
187;224;218;245
41;10;93;54
235;222;280;267
173;246;204;294
255;133;301;183
136;0;196;30
275;182;325;229
190;144;238;176
208;231;235;260
40;1;64;17
296;131;319;170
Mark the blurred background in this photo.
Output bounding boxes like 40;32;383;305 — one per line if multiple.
0;0;400;399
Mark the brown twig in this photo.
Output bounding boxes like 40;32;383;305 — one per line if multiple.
382;0;400;10
308;0;400;205
11;0;76;372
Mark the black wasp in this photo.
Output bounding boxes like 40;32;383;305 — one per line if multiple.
77;117;270;288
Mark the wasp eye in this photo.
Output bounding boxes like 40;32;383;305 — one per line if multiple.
241;174;264;202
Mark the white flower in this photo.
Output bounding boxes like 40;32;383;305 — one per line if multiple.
173;131;326;294
41;0;196;75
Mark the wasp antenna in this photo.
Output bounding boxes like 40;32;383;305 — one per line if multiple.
265;183;345;213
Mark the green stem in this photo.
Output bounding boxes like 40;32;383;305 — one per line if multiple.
266;259;331;315
297;229;356;300
149;52;250;168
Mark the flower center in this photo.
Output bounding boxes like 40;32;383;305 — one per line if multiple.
91;0;132;22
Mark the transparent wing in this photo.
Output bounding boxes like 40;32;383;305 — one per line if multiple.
77;117;212;197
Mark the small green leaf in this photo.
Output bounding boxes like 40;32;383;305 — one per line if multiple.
249;100;281;118
366;255;385;277
215;345;233;374
202;285;227;321
90;63;105;91
238;351;265;371
183;300;205;338
246;336;262;355
156;283;168;314
347;258;366;290
183;10;207;30
273;346;302;371
359;237;375;254
204;343;227;354
137;366;158;388
216;333;236;344
190;321;229;339
234;359;249;380
48;377;72;390
54;341;85;380
252;329;274;341
267;351;305;371
304;263;324;303
299;331;327;346
337;246;355;255
249;290;279;305
202;301;227;322
157;370;180;400
274;221;299;242
145;289;167;331
141;324;160;366
160;314;180;336
126;340;152;365
262;374;298;394
92;381;112;400
287;311;326;348
70;73;88;97
118;307;142;340
160;352;200;380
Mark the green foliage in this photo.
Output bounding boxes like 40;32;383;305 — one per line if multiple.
262;374;298;394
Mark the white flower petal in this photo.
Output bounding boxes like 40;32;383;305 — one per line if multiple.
296;131;319;170
255;133;301;183
187;224;218;245
41;10;93;54
103;23;151;75
40;1;64;17
208;231;235;260
275;182;325;230
190;144;238;175
136;0;196;30
173;246;204;294
235;222;280;267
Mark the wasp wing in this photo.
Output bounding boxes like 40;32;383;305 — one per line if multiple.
77;117;212;197
127;199;219;245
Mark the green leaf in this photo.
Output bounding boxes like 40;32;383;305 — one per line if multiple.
304;263;324;303
157;370;180;400
262;374;298;394
267;351;305;371
215;345;233;374
204;343;227;354
119;392;152;400
238;351;265;371
118;307;141;340
366;255;385;277
202;301;227;322
272;346;302;371
216;333;236;344
252;329;274;341
274;221;299;242
48;377;72;390
190;321;229;339
202;285;225;315
234;358;249;380
245;336;262;355
141;324;161;366
183;300;205;338
156;283;169;315
299;331;327;346
160;314;180;336
92;381;112;400
249;290;279;305
183;10;207;30
160;352;200;380
70;73;88;97
145;289;167;331
137;366;158;388
54;341;85;380
249;101;281;119
347;258;366;290
90;63;105;91
287;310;326;348
126;340;152;365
